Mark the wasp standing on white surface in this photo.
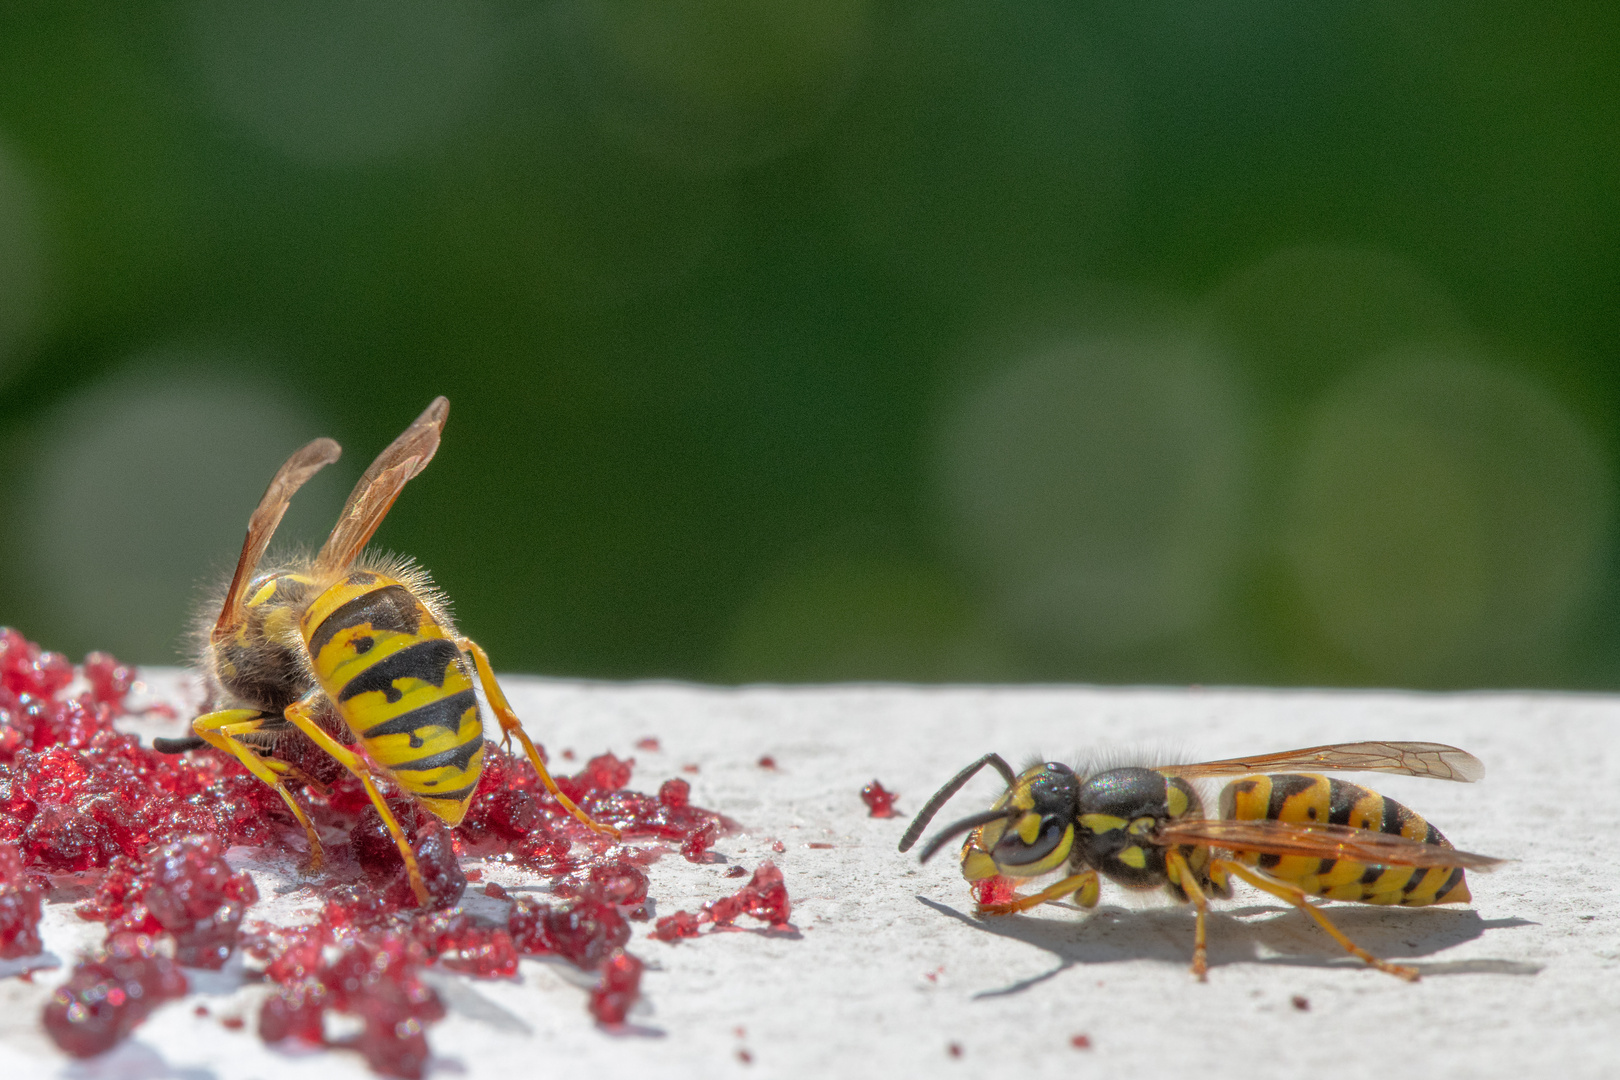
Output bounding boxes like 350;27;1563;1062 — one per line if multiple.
900;741;1503;980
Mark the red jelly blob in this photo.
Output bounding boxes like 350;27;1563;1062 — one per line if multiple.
81;653;135;707
651;861;793;940
971;876;1017;906
558;753;634;803
93;834;260;968
650;910;704;942
418;912;518;978
0;842;43;958
252;916;446;1079
509;891;631;968
589;949;643;1025
42;932;188;1057
680;820;718;863
860;779;898;818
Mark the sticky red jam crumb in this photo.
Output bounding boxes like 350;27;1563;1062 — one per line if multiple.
43;932;189;1057
1071;1033;1093;1049
757;756;776;770
860;779;898;818
508;890;631;968
650;862;792;941
634;737;660;751
79;834;259;968
589;948;643;1025
970;876;1017;906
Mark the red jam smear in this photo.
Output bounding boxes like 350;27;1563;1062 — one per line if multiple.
0;630;753;1070
860;779;898;818
650;861;793;941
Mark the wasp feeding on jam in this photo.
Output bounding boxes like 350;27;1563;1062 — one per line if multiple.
900;741;1503;980
153;396;616;906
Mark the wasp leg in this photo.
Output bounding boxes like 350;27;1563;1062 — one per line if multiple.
977;871;1100;916
280;694;432;908
457;637;621;840
1166;850;1212;981
192;708;326;872
1214;859;1420;982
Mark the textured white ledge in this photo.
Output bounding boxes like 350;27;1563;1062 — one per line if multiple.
1;673;1616;1080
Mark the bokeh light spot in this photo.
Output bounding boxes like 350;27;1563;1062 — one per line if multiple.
3;356;346;663
188;0;496;166
937;320;1249;659
1208;245;1468;404
555;0;871;171
1285;352;1614;685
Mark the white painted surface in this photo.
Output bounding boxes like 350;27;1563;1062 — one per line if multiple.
3;673;1616;1079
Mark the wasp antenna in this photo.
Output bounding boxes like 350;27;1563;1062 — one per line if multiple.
898;752;1017;853
917;809;1009;864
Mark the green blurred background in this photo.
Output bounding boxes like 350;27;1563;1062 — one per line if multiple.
0;1;1617;690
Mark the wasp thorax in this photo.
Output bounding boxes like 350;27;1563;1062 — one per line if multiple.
209;571;320;713
1073;768;1203;889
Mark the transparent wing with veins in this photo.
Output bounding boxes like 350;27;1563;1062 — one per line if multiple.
212;437;342;642
1156;742;1484;783
312;396;448;577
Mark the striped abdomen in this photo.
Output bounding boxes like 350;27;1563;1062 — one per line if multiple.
300;571;485;825
1218;774;1470;906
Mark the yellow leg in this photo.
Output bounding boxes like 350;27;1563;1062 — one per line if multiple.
1216;859;1419;982
457;638;620;840
1167;850;1210;981
977;871;1100;916
192;708;326;871
281;695;432;907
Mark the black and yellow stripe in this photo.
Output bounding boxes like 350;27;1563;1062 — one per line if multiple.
299;571;486;825
1218;774;1470;906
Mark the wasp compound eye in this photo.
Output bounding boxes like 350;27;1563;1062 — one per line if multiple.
992;815;1066;867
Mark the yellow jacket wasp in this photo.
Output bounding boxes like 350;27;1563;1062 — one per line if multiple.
156;397;615;906
899;741;1502;980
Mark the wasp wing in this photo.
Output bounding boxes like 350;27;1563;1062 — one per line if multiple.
1157;818;1503;869
1157;742;1484;783
212;437;342;642
313;396;448;577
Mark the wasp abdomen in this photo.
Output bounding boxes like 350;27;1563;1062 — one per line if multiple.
1219;774;1470;906
301;573;486;823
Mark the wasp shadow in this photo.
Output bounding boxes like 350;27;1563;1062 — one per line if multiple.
915;895;1538;997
